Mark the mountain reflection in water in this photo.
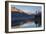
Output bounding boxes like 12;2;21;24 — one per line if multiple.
11;11;41;28
19;21;38;28
12;21;40;28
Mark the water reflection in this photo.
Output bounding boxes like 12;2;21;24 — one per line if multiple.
11;12;41;28
19;21;38;28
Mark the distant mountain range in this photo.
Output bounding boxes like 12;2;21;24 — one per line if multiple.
11;7;35;15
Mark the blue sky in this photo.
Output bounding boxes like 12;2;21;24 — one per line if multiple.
11;5;41;13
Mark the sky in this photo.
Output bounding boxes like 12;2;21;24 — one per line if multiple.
11;5;42;14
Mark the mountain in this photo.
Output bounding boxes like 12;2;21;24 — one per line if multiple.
11;7;34;15
11;7;24;13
